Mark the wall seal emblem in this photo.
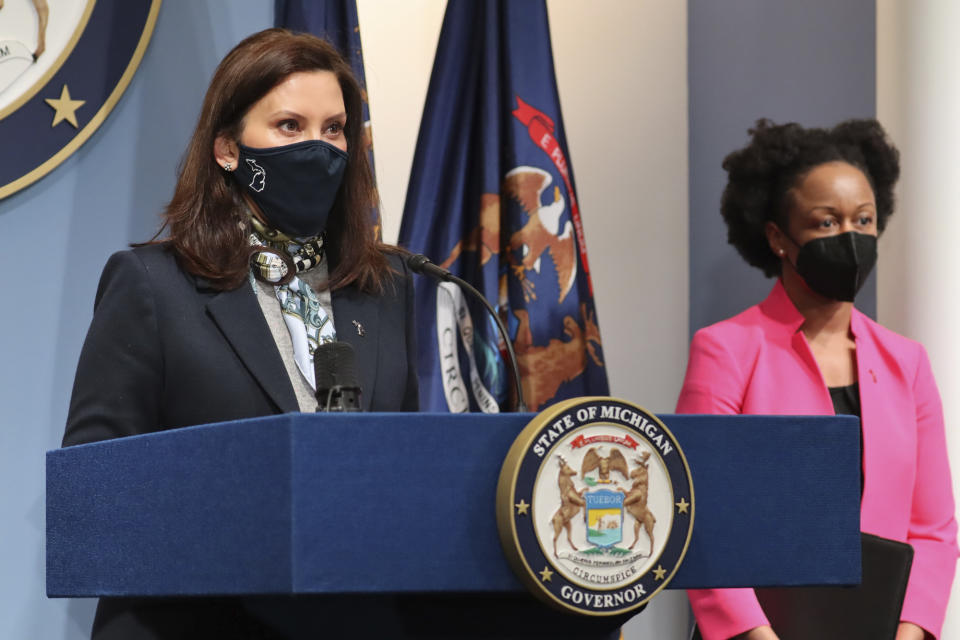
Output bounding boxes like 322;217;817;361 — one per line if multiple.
496;397;694;616
0;0;161;199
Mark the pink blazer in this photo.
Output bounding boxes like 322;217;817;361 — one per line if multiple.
677;280;958;640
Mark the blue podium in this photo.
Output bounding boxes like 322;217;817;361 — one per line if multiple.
46;412;861;633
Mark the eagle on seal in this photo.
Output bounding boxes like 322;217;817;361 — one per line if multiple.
581;447;629;483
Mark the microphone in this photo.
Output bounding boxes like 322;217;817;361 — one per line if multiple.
406;253;528;412
406;253;455;282
314;342;362;412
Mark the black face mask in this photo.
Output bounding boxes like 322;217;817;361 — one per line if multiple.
789;231;877;302
233;139;347;237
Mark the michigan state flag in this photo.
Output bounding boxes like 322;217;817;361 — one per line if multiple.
399;0;608;413
275;0;380;234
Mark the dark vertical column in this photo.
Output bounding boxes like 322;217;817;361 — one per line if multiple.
688;0;876;335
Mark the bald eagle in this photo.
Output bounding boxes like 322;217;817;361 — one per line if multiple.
581;447;628;483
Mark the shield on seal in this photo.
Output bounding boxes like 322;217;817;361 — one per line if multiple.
584;489;624;548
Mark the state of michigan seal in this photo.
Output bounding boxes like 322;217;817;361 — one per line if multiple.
0;0;161;199
496;397;694;616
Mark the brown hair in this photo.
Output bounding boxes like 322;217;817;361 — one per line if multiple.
153;28;397;292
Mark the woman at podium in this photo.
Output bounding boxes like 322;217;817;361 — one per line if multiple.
677;119;958;640
62;28;417;638
63;27;417;444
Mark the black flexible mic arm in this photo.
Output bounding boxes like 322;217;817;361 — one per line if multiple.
407;254;528;412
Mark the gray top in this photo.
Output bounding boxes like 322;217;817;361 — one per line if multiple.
253;260;334;412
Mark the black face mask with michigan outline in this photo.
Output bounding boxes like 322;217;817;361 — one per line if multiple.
233;139;347;238
793;231;878;302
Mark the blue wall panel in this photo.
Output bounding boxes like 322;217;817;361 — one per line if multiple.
0;3;272;637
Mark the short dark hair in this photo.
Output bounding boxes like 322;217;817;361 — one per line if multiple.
156;28;395;292
720;118;900;277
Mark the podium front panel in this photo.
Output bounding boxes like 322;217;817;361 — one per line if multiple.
47;412;860;596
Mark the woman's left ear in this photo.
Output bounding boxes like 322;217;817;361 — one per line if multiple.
213;135;238;172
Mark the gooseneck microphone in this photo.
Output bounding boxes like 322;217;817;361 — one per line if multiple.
406;253;528;412
314;342;362;412
406;254;457;283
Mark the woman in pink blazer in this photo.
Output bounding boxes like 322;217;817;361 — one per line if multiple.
679;120;958;640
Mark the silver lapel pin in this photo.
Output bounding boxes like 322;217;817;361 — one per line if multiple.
352;320;365;337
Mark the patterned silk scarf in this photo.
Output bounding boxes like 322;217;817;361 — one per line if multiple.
249;228;336;390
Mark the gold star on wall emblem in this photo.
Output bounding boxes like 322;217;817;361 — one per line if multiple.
514;499;529;516
45;85;86;128
675;497;689;514
539;566;554;582
653;565;667;581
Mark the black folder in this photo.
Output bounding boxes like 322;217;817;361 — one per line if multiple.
755;533;914;640
691;533;913;640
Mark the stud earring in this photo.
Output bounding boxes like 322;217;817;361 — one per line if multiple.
778;249;785;256
223;162;232;171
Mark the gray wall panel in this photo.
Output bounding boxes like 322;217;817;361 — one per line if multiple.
689;0;877;335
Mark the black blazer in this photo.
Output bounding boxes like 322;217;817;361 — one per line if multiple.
64;244;418;446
